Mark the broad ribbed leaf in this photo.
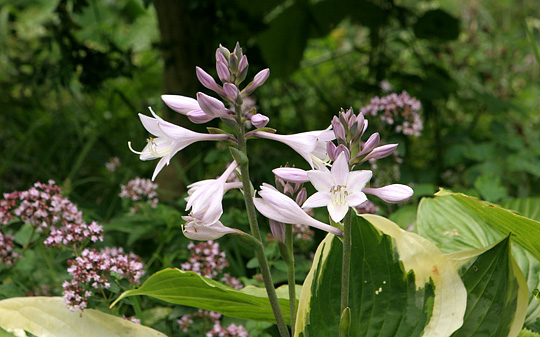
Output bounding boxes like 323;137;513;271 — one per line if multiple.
0;297;165;337
295;215;466;337
418;195;540;329
436;189;540;261
113;268;292;323
448;237;528;337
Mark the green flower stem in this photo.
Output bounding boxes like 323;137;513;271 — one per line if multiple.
340;210;352;314
235;107;290;337
285;224;297;336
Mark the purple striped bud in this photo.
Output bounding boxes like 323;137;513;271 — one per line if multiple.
238;55;248;74
251;114;269;128
223;83;239;101
161;95;199;115
216;60;231;83
242;69;270;96
196;67;224;95
296;188;307;206
272;167;309;183
269;219;285;243
363;184;413;203
187;110;214;124
218;45;230;59
334;145;350;162
216;48;228;64
362;144;398;162
197;92;229;119
229;53;238;71
358;132;380;156
332;116;346;142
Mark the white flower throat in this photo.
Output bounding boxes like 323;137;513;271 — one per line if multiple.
330;185;348;205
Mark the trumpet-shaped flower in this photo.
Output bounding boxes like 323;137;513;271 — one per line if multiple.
129;108;229;181
254;184;343;236
303;152;372;222
185;161;240;225
253;129;335;169
182;216;241;241
363;184;413;203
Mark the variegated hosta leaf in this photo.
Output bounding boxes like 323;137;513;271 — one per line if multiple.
0;297;166;337
448;237;528;337
295;214;466;337
417;195;540;330
113;268;293;323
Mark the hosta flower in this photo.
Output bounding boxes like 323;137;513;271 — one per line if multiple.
161;95;212;124
129;108;229;181
253;129;335;169
182;216;241;241
303;152;372;222
363;184;413;203
254;184;343;236
185;161;240;224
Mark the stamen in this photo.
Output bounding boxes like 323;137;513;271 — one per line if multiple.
128;141;144;155
330;185;348;205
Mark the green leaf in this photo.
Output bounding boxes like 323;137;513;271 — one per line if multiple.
257;2;310;78
502;197;540;221
417;195;540;330
0;297;166;337
295;215;466;336
448;237;528;337
113;268;293;323
473;173;508;202
437;190;540;264
413;9;460;41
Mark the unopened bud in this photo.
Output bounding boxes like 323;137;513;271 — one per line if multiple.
216;60;231;83
362;144;398;162
251;114;269;128
296;188;307;206
197;92;229;119
223;83;239;101
242;69;270;96
332;116;346;142
196;67;224;95
269;220;285;243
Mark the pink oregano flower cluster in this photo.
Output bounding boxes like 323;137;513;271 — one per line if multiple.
360;91;423;137
129;43;414;242
119;177;159;211
0;181;104;252
177;309;250;337
181;240;242;290
0;232;19;266
63;247;145;311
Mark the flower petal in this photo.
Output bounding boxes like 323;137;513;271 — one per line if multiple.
328;202;348;223
302;192;331;209
347;170;373;192
347;192;367;207
331;152;350;186
182;221;240;241
307;170;333;192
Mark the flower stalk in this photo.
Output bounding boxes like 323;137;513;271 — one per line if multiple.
235;102;291;337
340;209;352;321
285;224;297;336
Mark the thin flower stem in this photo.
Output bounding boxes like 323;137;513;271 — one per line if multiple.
235;105;291;337
340;209;352;313
285;224;297;336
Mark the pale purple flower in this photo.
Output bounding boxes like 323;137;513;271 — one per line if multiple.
250;113;269;128
254;184;343;236
119;177;159;211
253;129;335;169
272;167;310;183
363;184;413;203
181;240;230;279
303;152;372;222
182;216;241;241
161;95;213;124
196;92;232;120
185;161;239;225
242;68;270;96
129;108;229;181
196;66;225;95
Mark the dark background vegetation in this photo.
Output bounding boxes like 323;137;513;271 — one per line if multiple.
2;0;540;333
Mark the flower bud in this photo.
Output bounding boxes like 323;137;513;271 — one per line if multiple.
197;92;229;119
358;132;380;156
269;220;285;243
223;83;239;101
332;116;346;142
187;109;214;124
242;69;270;95
362;144;398;162
251;114;269;128
161;95;200;115
216;60;231;83
196;67;224;95
272;167;309;183
363;184;413;203
182;219;241;241
295;188;307;206
218;44;230;59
